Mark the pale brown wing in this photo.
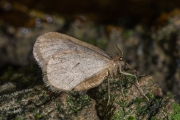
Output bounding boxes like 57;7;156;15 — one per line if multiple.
74;67;109;91
33;32;110;72
44;50;111;92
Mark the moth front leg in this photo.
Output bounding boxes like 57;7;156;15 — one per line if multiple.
119;64;149;101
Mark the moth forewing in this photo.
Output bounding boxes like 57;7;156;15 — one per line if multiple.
33;32;139;95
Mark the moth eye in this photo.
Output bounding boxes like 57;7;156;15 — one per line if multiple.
120;57;123;61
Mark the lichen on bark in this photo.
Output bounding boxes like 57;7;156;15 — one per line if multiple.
0;63;175;120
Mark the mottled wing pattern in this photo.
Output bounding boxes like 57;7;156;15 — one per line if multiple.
45;50;111;91
33;32;110;72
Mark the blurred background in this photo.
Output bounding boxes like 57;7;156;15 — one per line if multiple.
0;0;180;102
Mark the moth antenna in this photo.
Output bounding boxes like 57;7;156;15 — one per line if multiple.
116;45;123;56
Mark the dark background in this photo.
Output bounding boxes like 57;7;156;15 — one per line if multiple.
1;0;179;27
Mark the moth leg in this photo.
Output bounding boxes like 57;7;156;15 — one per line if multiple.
134;82;149;101
119;65;149;101
119;65;137;78
120;79;125;100
107;77;110;106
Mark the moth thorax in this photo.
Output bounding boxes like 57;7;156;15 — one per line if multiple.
108;61;119;77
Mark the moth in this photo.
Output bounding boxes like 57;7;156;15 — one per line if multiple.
33;32;136;92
